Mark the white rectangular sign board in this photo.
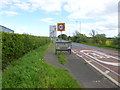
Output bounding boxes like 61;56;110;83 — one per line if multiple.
49;25;56;37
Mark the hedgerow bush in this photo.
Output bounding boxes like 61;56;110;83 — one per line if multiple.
2;32;50;69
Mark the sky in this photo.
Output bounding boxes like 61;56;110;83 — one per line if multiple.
0;0;119;37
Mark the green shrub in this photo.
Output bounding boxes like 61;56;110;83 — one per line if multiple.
2;32;50;69
71;31;88;43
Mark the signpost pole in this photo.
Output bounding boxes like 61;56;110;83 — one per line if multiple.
61;31;62;42
57;23;65;42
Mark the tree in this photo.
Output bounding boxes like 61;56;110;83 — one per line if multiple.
94;34;106;45
89;30;96;37
58;34;67;40
67;36;71;41
89;30;98;43
72;31;88;43
89;30;107;44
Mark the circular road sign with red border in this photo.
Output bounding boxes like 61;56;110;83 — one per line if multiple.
57;23;65;31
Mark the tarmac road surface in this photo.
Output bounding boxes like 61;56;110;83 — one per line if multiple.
67;42;120;87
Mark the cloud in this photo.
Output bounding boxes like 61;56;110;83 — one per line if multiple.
40;18;54;23
27;0;67;12
62;0;118;37
0;0;67;13
0;0;21;9
14;2;31;11
64;0;119;20
61;16;118;37
1;0;118;15
0;11;18;16
51;12;60;15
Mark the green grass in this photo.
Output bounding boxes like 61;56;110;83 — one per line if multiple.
84;62;88;64
2;43;81;88
80;42;120;50
57;51;67;65
0;70;1;90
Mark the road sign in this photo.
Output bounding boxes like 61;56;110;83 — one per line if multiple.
49;25;56;37
57;23;65;31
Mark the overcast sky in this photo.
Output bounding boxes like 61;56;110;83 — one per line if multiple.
0;0;119;37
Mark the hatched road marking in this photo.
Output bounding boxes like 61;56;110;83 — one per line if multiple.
72;49;120;86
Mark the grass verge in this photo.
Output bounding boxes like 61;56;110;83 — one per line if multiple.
57;51;67;65
2;43;81;88
80;42;120;50
46;42;67;65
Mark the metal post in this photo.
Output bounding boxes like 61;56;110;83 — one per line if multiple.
61;31;62;42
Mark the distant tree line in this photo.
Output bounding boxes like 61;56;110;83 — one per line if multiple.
58;30;120;50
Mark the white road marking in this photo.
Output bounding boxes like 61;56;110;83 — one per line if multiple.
76;54;82;57
84;53;119;66
72;50;120;77
80;52;120;76
88;61;92;63
92;80;101;83
94;50;119;60
80;50;120;66
81;50;120;60
105;70;110;74
72;50;120;86
71;50;76;53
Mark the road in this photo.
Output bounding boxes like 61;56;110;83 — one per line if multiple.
71;42;120;87
54;39;119;88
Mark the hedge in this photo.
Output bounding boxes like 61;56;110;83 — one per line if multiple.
2;32;50;69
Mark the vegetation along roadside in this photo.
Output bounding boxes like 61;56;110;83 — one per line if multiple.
57;51;67;65
2;42;81;88
58;30;120;50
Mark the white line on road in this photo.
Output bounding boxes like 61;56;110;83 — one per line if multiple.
72;49;120;76
81;50;120;60
71;50;77;53
80;50;120;66
72;50;120;86
80;52;120;76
